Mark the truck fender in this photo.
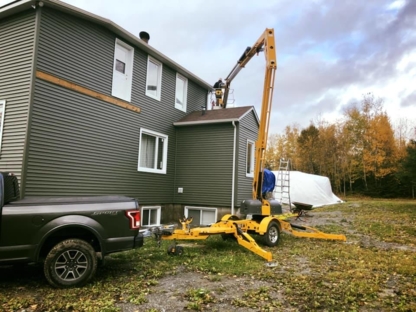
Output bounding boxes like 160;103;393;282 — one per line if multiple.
258;216;281;235
34;215;106;261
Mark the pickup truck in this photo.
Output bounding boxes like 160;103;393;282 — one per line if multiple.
0;172;144;288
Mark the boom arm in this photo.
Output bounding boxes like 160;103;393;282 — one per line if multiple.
222;29;277;202
252;29;276;202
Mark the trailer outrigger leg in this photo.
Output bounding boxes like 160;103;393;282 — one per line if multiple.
154;217;274;264
153;215;346;265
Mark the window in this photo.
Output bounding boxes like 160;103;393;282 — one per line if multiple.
115;59;125;73
185;206;217;226
146;56;162;100
138;128;168;174
112;38;134;102
175;73;188;112
0;100;5;152
246;140;255;177
141;206;161;226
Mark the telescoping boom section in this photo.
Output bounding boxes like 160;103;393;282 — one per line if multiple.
154;28;346;264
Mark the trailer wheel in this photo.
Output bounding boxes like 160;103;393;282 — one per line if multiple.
44;239;97;288
167;244;184;256
264;221;280;247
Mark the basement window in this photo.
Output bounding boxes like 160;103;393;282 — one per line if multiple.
246;140;254;177
141;206;161;226
185;206;217;226
0;100;6;152
138;128;168;174
146;56;162;101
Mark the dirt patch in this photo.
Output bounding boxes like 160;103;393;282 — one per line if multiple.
118;269;284;312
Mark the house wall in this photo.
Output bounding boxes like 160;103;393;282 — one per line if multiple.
174;123;234;207
23;7;208;203
0;10;37;183
236;111;258;206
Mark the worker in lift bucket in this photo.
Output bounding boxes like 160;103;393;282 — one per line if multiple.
213;78;223;89
213;78;224;107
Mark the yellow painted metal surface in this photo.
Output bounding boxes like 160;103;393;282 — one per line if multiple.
279;220;347;241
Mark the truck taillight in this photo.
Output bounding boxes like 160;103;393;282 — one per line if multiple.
126;210;141;229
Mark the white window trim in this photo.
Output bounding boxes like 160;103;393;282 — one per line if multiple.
145;56;163;101
175;73;188;112
246;139;255;177
137;128;168;174
0;100;5;152
141;206;161;226
111;38;134;102
184;206;218;226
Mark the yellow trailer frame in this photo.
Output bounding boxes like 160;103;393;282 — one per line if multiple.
155;214;346;264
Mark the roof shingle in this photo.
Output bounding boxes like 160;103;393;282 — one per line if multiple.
174;106;255;126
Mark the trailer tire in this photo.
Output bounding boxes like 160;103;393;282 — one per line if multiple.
44;239;97;288
167;244;184;256
264;221;280;247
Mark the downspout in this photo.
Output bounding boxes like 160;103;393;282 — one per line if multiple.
231;121;237;215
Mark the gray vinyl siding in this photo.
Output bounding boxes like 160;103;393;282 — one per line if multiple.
174;124;234;206
37;7;207;113
237;111;258;206
187;80;208;112
0;10;36;183
25;78;175;203
37;7;114;95
24;7;207;202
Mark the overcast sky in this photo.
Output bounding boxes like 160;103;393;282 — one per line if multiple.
3;0;415;134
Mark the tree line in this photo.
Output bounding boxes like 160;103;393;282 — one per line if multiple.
265;94;416;198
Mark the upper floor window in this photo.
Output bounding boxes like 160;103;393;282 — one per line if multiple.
146;56;162;101
0;100;5;152
111;39;134;102
246;140;255;177
138;128;168;174
175;73;188;112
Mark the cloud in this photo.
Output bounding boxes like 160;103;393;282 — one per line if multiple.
402;91;416;107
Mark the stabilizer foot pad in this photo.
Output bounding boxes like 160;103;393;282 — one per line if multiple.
265;261;278;267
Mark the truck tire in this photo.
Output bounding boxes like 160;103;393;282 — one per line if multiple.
44;239;97;288
264;221;280;247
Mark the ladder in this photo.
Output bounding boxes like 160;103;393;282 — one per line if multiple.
275;158;291;210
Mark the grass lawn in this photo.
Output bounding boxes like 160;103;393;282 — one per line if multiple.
1;199;415;311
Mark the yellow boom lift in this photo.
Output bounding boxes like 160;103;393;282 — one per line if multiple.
154;29;346;265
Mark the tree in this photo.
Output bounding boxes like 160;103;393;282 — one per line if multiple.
397;140;416;198
297;124;320;174
366;113;398;184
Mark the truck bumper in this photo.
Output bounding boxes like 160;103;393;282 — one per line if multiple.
134;233;144;248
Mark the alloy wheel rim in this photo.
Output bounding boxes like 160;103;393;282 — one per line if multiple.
54;249;88;281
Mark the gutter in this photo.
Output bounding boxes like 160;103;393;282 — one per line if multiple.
174;118;240;127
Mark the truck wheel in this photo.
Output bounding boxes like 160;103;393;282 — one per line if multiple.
264;221;280;247
44;239;97;288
